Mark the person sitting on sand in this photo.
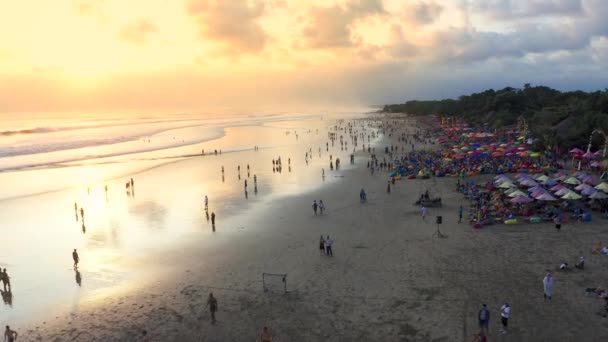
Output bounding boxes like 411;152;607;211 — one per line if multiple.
592;242;603;254
575;256;585;269
585;287;606;297
360;189;367;203
472;331;487;342
259;326;273;342
559;262;570;271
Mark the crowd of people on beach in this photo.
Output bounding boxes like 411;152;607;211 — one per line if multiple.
5;112;607;340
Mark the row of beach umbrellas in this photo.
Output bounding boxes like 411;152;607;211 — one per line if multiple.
494;172;608;203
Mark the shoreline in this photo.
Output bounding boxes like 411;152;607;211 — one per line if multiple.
6;114;608;341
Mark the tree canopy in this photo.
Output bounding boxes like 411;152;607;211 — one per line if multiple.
383;85;608;152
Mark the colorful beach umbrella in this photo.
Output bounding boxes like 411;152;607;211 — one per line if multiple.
520;179;539;187
590;191;608;199
555;188;572;197
536;193;557;201
581;188;597;196
564;177;581;185
575;183;592;191
498;182;516;189
507;190;527;197
595;182;608;192
561;192;582;200
542;178;558;186
569;148;584;154
583;175;600;186
510;195;533;203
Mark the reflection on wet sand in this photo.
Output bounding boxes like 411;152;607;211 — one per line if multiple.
0;116;358;328
75;270;82;287
1;289;13;306
128;201;168;230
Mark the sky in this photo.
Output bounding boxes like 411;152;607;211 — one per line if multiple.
1;0;607;113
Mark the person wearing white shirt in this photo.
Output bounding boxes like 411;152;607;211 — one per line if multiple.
325;236;334;256
500;303;510;334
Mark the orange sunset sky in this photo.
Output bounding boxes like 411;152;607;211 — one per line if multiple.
1;0;607;113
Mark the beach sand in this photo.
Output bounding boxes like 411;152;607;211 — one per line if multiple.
4;116;608;341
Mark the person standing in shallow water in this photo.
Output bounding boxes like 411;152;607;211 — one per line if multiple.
72;249;79;269
312;200;318;215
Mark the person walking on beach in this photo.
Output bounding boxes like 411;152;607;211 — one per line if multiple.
312;200;318;216
259;326;273;342
206;293;218;324
543;272;554;300
319;235;325;255
554;215;562;231
499;302;510;335
478;304;490;335
204;195;208;210
4;326;17;342
0;269;10;292
72;249;79;269
211;212;216;227
80;207;84;221
325;235;333;256
319;200;325;215
458;205;464;223
421;206;428;221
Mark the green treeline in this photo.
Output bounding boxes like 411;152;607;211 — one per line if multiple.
383;84;608;150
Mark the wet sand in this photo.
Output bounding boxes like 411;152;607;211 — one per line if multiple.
4;116;608;341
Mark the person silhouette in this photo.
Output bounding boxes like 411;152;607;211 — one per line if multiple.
73;249;80;269
0;269;10;292
4;325;18;342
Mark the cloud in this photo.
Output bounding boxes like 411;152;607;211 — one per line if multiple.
188;0;268;53
385;24;417;58
120;18;158;45
402;1;443;26
430;25;588;62
73;0;105;18
300;0;385;49
472;0;583;20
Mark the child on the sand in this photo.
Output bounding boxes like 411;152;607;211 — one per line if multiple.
319;236;325;255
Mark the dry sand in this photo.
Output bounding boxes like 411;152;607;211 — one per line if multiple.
16;131;608;342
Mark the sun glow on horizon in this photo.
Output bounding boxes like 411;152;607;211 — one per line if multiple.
1;0;607;112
